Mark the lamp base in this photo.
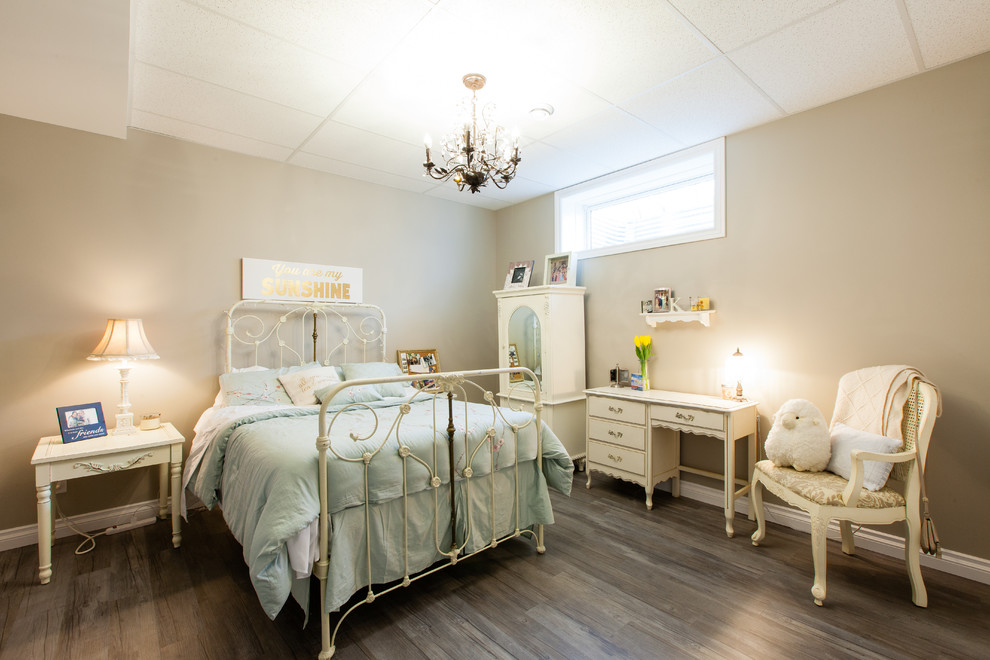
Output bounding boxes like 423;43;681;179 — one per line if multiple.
113;412;137;435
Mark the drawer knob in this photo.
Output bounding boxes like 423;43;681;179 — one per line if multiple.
675;411;695;422
607;453;623;463
608;429;623;439
608;405;623;414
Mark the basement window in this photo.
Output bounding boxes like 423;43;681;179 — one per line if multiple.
555;138;725;259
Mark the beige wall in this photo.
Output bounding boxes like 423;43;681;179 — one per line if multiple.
495;52;990;560
0;119;496;530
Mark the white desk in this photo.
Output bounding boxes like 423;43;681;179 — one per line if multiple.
31;423;184;584
585;387;759;537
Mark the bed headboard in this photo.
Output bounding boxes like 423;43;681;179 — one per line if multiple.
224;299;387;373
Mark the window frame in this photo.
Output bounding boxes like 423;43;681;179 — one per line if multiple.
554;138;725;259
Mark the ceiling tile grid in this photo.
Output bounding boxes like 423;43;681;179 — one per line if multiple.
9;0;979;208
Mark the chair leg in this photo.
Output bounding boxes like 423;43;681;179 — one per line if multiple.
750;473;767;546
839;520;855;556
904;513;928;607
810;513;829;606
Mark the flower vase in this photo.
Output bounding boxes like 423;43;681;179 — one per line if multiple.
640;360;650;390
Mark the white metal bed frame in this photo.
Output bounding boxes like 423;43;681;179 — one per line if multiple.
224;300;550;659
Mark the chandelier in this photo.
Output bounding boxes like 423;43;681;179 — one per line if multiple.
423;74;521;194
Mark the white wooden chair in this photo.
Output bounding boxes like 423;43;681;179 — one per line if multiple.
750;380;938;607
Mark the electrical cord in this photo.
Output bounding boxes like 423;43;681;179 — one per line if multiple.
53;496;107;555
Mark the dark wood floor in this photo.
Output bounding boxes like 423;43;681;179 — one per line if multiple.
2;474;988;659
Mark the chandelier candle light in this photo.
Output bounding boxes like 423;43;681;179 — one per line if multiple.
424;74;521;194
634;335;653;391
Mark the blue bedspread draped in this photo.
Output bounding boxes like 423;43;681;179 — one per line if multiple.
185;397;573;617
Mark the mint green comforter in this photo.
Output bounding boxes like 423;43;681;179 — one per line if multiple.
186;397;573;618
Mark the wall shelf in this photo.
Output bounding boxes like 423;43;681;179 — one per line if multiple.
642;310;715;328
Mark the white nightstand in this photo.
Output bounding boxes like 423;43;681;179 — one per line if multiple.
31;422;184;584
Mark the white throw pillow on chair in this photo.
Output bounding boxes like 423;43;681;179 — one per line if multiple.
826;422;901;491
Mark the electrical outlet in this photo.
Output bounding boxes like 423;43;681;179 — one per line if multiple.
54;481;67;494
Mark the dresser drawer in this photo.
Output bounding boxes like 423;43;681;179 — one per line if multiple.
588;418;646;451
651;405;725;434
588;441;646;477
588;396;646;425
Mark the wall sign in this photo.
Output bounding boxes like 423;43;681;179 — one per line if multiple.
242;258;363;303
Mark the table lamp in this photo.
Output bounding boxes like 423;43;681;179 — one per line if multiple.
724;347;747;401
87;319;159;435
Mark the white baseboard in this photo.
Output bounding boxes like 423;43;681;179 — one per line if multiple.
4;485;988;587
0;499;161;553
661;480;990;586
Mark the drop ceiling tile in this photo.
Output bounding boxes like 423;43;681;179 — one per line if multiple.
131;63;324;146
328;7;607;147
621;57;783;147
130;110;294;162
904;0;990;69
134;0;362;116
541;108;685;172
423;183;509;211
289;152;436;195
301;121;429;180
193;0;434;72
729;0;920;114
517;141;619;190
441;0;717;104
668;0;837;53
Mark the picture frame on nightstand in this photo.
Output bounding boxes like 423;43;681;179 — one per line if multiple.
56;402;107;443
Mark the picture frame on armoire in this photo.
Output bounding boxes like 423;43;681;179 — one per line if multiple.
543;252;576;286
504;261;534;289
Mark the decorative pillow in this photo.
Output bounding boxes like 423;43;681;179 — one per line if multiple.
213;365;269;407
314;381;383;407
826;423;902;491
278;365;342;406
341;361;407;397
219;368;294;406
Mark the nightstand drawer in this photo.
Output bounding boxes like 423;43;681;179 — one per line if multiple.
588;418;646;451
49;445;170;482
651;405;725;433
588;441;646;477
588;396;646;425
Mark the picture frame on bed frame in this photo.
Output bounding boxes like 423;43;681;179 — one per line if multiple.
396;349;440;389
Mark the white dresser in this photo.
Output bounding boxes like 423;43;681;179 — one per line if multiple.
585;386;759;537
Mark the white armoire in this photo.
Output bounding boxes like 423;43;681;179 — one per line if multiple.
494;285;587;464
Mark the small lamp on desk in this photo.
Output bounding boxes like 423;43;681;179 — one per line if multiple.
723;347;747;401
87;319;159;435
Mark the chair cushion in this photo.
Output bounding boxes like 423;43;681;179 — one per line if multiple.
755;460;905;509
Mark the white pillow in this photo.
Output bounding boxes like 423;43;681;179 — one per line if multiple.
826;422;902;491
278;365;342;406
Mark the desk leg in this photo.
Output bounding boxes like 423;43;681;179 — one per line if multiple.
36;484;52;584
170;460;182;548
158;463;168;519
724;434;736;538
671;430;681;498
747;431;757;521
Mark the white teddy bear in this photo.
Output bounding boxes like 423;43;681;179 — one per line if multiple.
764;399;831;472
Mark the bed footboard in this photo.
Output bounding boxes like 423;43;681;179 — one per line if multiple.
314;367;550;659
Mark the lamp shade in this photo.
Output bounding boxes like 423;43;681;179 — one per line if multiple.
87;319;159;361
